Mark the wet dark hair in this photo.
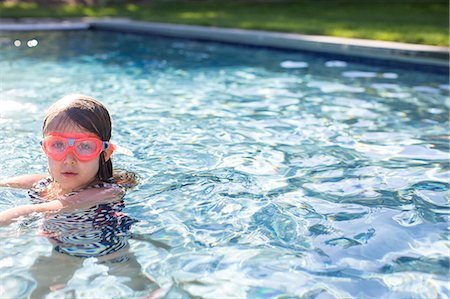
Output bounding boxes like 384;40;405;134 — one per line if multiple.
43;94;137;188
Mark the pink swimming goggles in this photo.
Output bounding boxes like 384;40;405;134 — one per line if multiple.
41;132;116;161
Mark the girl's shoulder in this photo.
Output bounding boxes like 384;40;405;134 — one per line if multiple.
28;176;53;201
31;176;53;189
87;180;126;197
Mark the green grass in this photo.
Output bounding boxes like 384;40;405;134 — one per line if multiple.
0;0;448;46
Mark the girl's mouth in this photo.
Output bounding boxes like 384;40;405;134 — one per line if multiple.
61;172;77;177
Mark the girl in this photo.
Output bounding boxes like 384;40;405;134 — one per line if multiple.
0;94;134;225
0;94;158;297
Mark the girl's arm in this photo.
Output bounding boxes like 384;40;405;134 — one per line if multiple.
0;174;48;189
0;185;124;226
58;185;125;211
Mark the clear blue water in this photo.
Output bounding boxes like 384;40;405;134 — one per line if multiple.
0;30;449;299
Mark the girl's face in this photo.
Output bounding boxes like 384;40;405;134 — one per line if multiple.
45;123;100;194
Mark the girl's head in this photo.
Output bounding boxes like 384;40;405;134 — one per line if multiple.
43;94;114;191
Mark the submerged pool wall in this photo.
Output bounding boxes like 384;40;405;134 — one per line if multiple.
0;18;448;73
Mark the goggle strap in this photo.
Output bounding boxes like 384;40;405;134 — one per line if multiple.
102;142;110;151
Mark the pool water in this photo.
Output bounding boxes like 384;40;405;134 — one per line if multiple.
0;30;449;298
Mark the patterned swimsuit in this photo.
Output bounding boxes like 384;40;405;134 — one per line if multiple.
28;177;137;258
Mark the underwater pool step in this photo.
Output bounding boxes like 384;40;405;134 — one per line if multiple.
90;19;449;69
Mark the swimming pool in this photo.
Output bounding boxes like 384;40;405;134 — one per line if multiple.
0;30;449;298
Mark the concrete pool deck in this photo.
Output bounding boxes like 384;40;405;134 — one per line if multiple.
1;18;448;69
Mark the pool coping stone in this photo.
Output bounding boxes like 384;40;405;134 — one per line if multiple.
1;18;449;69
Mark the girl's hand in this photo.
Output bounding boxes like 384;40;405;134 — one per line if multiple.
0;204;47;226
0;174;48;189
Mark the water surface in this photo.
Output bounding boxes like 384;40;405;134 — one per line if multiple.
0;30;449;298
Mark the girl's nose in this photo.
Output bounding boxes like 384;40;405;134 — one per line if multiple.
63;152;77;165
